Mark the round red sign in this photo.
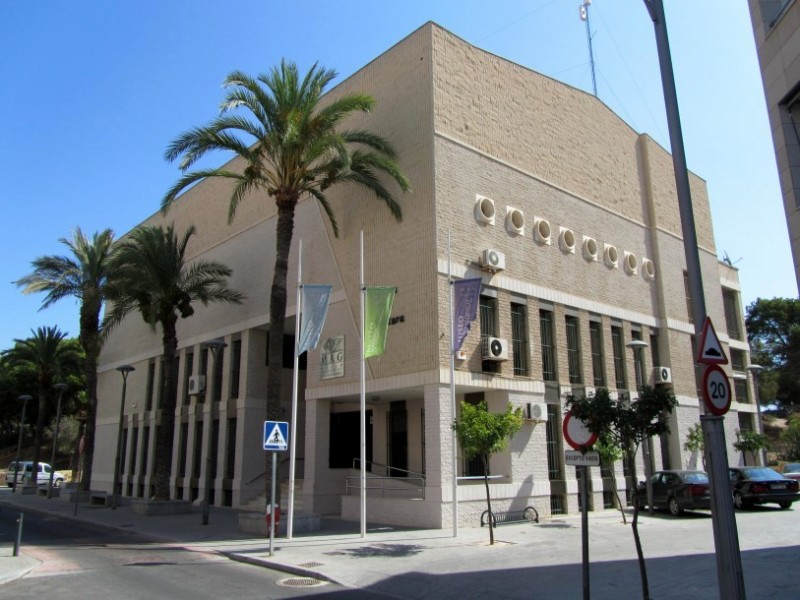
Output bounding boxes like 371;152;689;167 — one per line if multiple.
563;410;598;450
702;364;732;416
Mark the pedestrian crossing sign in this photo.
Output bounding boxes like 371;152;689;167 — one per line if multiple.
263;421;289;451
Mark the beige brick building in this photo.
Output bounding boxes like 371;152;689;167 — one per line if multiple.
749;0;800;293
96;23;757;529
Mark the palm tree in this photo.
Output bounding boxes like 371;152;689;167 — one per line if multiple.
104;223;243;500
15;228;116;491
162;61;410;496
3;327;80;487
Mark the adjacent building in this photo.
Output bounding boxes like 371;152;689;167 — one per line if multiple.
96;23;757;529
749;0;800;294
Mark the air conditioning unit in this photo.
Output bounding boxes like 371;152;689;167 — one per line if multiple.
482;337;509;361
654;366;672;384
480;248;506;272
525;402;548;422
188;374;206;395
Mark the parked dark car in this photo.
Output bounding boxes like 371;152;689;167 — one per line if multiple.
778;463;800;482
729;466;800;510
635;470;711;516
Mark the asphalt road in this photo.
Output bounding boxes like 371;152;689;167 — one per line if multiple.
0;499;386;599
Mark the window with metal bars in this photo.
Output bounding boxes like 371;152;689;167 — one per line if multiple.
463;393;485;476
566;315;582;384
129;428;138;475
145;360;155;411
179;422;189;477
590;320;606;387
183;352;194;405
193;421;203;479
611;326;626;389
229;340;241;399
540;310;556;381
734;378;750;404
511;303;529;376
730;349;746;372
480;295;499;374
722;288;743;341
546;404;563;480
649;332;660;369
226;418;237;478
141;427;150;477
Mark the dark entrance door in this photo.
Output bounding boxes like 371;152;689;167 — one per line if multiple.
387;401;408;476
329;410;372;469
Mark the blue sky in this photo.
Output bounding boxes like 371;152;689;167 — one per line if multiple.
1;1;793;349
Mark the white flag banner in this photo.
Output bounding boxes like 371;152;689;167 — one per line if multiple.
298;284;332;355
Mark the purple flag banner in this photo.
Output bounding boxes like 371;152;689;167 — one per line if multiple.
453;278;482;352
298;284;332;355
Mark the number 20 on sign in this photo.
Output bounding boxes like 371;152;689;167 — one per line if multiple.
702;364;732;416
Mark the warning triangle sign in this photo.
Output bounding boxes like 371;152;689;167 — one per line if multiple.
265;423;288;450
696;317;728;365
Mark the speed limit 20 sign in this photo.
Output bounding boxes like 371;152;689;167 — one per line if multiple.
702;364;732;416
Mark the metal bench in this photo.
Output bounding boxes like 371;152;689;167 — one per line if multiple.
480;506;539;527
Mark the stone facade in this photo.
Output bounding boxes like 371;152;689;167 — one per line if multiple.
749;0;800;293
95;23;756;529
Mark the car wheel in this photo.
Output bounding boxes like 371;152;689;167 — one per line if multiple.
778;501;792;510
54;478;63;488
668;497;684;516
733;491;749;510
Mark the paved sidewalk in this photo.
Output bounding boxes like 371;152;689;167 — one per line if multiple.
1;490;798;598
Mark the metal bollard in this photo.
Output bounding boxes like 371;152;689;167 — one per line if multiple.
13;513;24;557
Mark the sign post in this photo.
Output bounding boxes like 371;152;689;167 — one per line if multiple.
264;420;289;556
563;410;597;600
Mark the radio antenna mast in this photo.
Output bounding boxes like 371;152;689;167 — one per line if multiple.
579;1;598;97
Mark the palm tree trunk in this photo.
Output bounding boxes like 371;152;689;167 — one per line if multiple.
152;316;179;500
482;454;494;545
265;198;297;502
79;299;101;492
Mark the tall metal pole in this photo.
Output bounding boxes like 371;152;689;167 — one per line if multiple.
447;230;460;537
359;230;367;538
112;366;134;509
202;339;226;525
580;1;598;97
48;383;68;499
12;395;32;493
288;239;302;539
643;1;745;596
580;464;590;600
746;364;767;466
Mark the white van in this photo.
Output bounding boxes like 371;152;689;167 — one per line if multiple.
6;461;66;487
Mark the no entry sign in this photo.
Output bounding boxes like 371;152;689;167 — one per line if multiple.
563;410;598;450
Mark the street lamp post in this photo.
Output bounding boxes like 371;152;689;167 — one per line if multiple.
47;383;69;499
112;365;135;510
746;364;767;466
202;338;226;525
12;394;32;493
626;339;654;515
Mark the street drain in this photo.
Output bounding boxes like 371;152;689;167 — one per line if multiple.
277;577;328;588
298;561;324;568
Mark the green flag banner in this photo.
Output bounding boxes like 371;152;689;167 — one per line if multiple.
364;286;396;358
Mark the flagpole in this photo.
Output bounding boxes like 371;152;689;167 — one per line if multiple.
288;239;302;539
359;230;367;538
448;229;459;537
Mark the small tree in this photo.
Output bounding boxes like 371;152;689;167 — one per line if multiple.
596;433;627;524
683;422;705;469
733;429;768;465
452;401;522;545
781;415;800;460
566;386;677;600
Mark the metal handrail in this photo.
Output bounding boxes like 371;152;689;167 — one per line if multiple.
351;458;426;481
345;475;427;499
245;456;296;486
